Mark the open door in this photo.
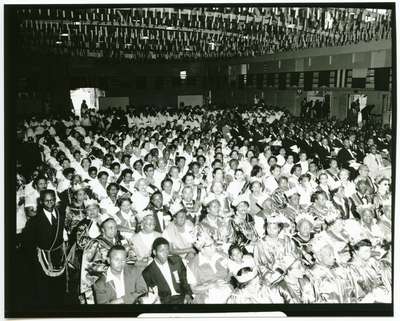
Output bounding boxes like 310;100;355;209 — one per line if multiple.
348;94;367;123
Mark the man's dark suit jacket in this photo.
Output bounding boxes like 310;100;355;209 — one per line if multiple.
144;204;172;234
142;255;192;304
337;147;356;169
23;206;66;261
22;206;67;304
317;145;331;169
93;265;148;304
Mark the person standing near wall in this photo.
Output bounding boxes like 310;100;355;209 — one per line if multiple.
300;97;307;119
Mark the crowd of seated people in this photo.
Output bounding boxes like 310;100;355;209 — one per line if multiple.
16;101;393;305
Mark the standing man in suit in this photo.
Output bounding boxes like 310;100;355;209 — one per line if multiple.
337;138;360;180
300;97;308;119
142;237;193;304
93;245;148;304
23;189;68;306
318;137;332;169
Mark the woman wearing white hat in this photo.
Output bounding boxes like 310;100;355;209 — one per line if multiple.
130;178;151;214
291;213;316;267
186;232;232;304
162;202;197;264
270;252;316;303
224;195;258;252
305;234;356;303
346;238;391;303
253;214;294;284
226;266;273;303
130;211;162;269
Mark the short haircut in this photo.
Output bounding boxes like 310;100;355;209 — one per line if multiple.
33;175;47;188
152;237;169;252
107;245;126;258
143;164;154;173
39;189;56;201
290;164;302;175
97;171;109;179
228;244;243;258
352;239;372;252
100;217;116;230
106;183;120;193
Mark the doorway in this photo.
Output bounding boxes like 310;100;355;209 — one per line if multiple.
348;94;367;123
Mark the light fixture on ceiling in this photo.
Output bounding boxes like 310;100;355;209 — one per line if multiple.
60;24;69;36
184;47;191;51
142;36;149;39
56;41;62;44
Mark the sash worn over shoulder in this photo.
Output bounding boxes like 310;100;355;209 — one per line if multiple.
37;211;67;277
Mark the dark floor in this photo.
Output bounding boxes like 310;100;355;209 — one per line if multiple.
14;246;81;311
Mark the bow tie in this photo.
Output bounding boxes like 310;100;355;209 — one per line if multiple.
185;201;194;206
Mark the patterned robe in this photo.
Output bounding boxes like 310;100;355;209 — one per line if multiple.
80;233;137;304
270;276;317;303
306;262;357;303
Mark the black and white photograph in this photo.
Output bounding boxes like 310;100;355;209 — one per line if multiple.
4;2;395;318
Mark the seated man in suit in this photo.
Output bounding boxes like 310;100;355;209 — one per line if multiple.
337;138;360;180
142;237;193;304
93;245;148;304
363;144;391;179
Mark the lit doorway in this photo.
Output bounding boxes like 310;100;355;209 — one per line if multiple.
70;88;105;117
348;94;367;123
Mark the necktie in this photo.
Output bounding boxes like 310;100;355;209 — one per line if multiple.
51;213;58;230
375;155;383;167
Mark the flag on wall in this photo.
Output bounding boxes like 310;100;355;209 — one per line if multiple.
335;69;347;87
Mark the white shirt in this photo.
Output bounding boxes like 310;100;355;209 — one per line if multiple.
106;268;125;299
43;208;69;241
155;260;180;296
43;208;57;225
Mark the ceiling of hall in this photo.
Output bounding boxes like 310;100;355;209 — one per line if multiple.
15;6;393;63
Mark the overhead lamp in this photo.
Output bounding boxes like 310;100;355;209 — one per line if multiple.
56;41;62;44
184;47;191;51
142;36;149;39
60;24;69;36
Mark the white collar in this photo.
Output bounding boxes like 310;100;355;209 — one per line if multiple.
106;267;124;283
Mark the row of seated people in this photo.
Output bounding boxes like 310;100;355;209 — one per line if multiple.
16;102;392;305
